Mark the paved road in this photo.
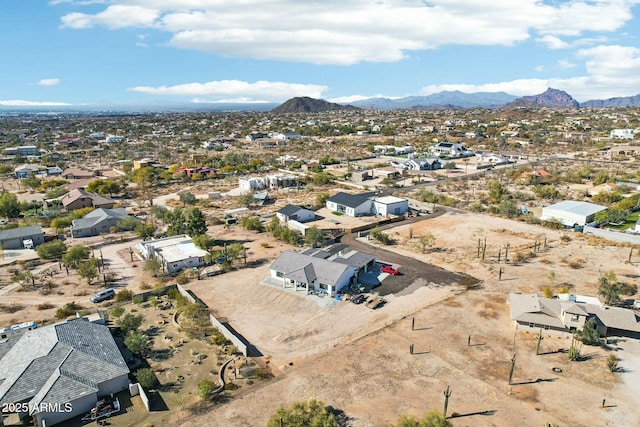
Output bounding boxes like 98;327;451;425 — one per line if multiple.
338;210;470;296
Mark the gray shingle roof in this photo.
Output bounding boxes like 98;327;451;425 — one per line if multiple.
270;251;355;287
277;204;304;217
0;225;44;241
0;318;129;409
329;251;376;269
327;192;374;209
71;207;129;230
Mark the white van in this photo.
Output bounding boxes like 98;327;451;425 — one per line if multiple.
91;288;115;303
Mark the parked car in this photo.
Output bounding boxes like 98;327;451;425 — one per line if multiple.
351;294;366;304
381;265;399;275
91;288;115;303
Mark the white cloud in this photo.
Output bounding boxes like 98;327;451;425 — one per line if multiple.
128;79;329;102
37;78;60;86
418;44;640;102
536;35;570;50
56;0;640;65
534;65;544;72
557;59;577;69
0;100;71;106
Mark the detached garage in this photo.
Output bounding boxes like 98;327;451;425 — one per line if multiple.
372;196;409;217
540;200;606;227
0;225;45;249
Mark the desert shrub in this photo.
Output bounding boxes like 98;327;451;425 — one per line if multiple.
132;295;144;305
139;282;152;290
198;380;217;400
116;289;134;302
55;302;81;319
568;345;581;361
36;303;55;311
560;234;572;242
135;368;158;389
253;368;270;379
223;382;238;391
607;354;619;372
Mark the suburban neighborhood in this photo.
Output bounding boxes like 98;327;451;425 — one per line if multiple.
0;103;640;427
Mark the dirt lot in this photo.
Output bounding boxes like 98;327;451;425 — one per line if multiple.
177;211;640;427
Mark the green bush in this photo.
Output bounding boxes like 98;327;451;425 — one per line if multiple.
135;368;157;389
132;295;144;305
116;289;133;302
55;302;81;319
198;380;217;400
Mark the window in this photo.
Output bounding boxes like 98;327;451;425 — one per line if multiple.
319;283;328;290
276;271;284;278
571;314;579;321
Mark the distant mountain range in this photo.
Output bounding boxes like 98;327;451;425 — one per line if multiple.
341;88;640;111
4;88;640;115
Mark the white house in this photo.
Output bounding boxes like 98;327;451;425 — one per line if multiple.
269;250;376;296
610;129;635;139
137;235;209;275
326;192;374;217
276;204;315;224
275;132;302;140
405;158;441;170
372;196;409;216
428;142;474;158
540;200;607;227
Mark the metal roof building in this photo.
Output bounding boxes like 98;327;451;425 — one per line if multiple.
540;200;607;226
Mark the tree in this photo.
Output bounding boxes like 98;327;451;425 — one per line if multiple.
36;240;67;260
110;306;125;320
598;271;622;305
192;234;216;250
240;216;264;232
575;318;600;345
116;216;140;232
77;257;99;285
135;368;157;389
179;192;197;207
135;222;156;239
315;192;330;207
198;380;217;400
186;207;208;236
488;180;507;203
22;175;41;191
311;172;334;186
267;399;339;427
125;331;151;356
119;313;143;334
62;245;90;268
144;258;163;277
225;243;245;265
0;192;21;218
166;208;186;236
305;226;325;247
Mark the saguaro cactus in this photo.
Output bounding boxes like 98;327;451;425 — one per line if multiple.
443;385;452;418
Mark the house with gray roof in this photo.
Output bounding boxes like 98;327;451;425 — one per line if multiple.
269;249;376;296
0;318;130;426
137;234;209;275
71;207;133;238
276;204;315;224
508;293;640;338
326;192;374;217
0;225;45;249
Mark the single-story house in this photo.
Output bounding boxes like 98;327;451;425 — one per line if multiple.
14;164;42;178
269;249;375;296
540;200;607;227
137;235;209;275
374;167;402;179
325;192;409;217
508;293;640;338
276;204;315;224
0;317;130;427
70;208;133;238
60;167;98;180
59;189;115;211
405;158;441;171
0;225;45;249
326;192;375;217
428;142;474;158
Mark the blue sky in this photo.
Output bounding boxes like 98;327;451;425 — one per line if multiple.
2;0;640;106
